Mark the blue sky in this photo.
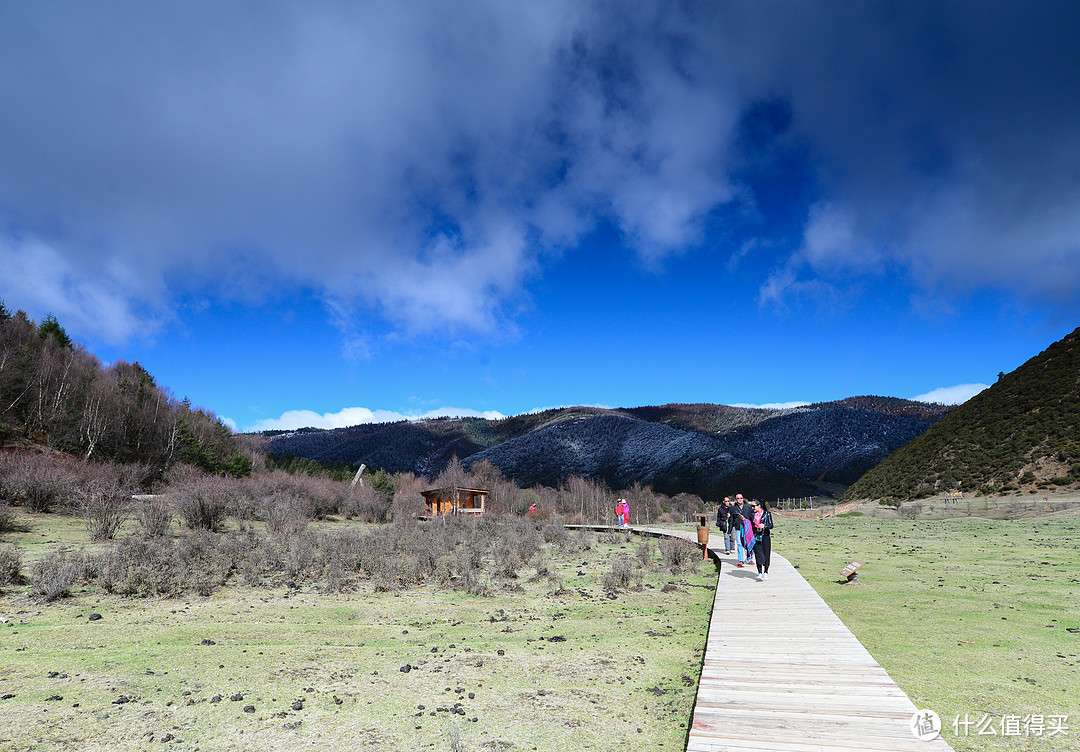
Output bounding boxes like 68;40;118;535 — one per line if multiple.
2;2;1079;431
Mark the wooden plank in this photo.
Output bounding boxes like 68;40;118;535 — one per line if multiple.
683;542;955;752
569;526;954;751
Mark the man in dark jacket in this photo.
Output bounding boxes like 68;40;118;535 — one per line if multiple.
718;497;735;553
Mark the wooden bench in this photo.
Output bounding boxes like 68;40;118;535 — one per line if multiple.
839;561;864;583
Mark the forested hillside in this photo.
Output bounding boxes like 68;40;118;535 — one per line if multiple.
0;302;250;477
846;326;1080;500
268;397;946;501
717;407;935;485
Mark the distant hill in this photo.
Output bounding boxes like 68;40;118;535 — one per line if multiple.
267;397;948;501
463;413;819;500
845;326;1080;500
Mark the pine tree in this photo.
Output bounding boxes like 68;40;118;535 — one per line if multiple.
38;314;73;349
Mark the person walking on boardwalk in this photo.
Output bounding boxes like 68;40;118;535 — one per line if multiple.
714;497;726;547
719;497;736;554
751;499;774;580
733;494;754;567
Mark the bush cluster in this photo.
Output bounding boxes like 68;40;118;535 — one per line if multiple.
29;515;559;600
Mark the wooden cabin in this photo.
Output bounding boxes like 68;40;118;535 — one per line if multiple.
420;486;489;518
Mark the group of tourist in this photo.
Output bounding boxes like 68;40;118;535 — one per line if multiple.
716;494;773;581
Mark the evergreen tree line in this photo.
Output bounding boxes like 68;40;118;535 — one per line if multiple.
0;301;250;478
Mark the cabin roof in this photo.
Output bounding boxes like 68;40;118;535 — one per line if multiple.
420;486;490;498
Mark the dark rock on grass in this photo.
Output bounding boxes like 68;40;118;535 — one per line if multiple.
200;639;216;645
160;733;175;743
45;695;63;701
230;693;243;702
547;635;566;642
243;705;255;713
291;700;304;711
112;696;131;705
210;695;222;703
284;721;302;730
1;694;15;700
399;664;412;673
88;613;102;622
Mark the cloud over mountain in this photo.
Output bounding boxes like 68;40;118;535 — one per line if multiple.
2;2;1078;346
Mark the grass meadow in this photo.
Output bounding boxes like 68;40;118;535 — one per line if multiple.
0;513;715;752
776;512;1080;752
2;509;1079;751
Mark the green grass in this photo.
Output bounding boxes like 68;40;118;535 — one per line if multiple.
777;514;1080;752
0;514;716;751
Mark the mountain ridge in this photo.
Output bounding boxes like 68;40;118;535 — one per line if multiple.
266;397;950;501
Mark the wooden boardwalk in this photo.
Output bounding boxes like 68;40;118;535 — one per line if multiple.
629;526;955;751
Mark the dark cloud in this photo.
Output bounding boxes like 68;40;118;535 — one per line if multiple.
1;1;1077;344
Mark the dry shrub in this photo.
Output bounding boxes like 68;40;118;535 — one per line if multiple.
492;542;521;579
0;545;21;586
574;529;594;551
343;484;391;523
136;495;173;537
284;532;316;580
177;531;238;595
659;537;697;572
98;528;236;597
0;502;14;533
635;538;654;568
77;463;136;541
601;555;641;591
31;550;85;601
248;471;346;520
1;452;79;513
98;537;183;596
171;475;232;531
262;492;310;539
392;488;424;522
541;516;569;547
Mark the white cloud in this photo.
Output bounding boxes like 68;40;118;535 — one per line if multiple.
245;405;506;433
728;401;811;410
910;383;989;405
0;232;162;344
3;2;1080;348
0;2;739;346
